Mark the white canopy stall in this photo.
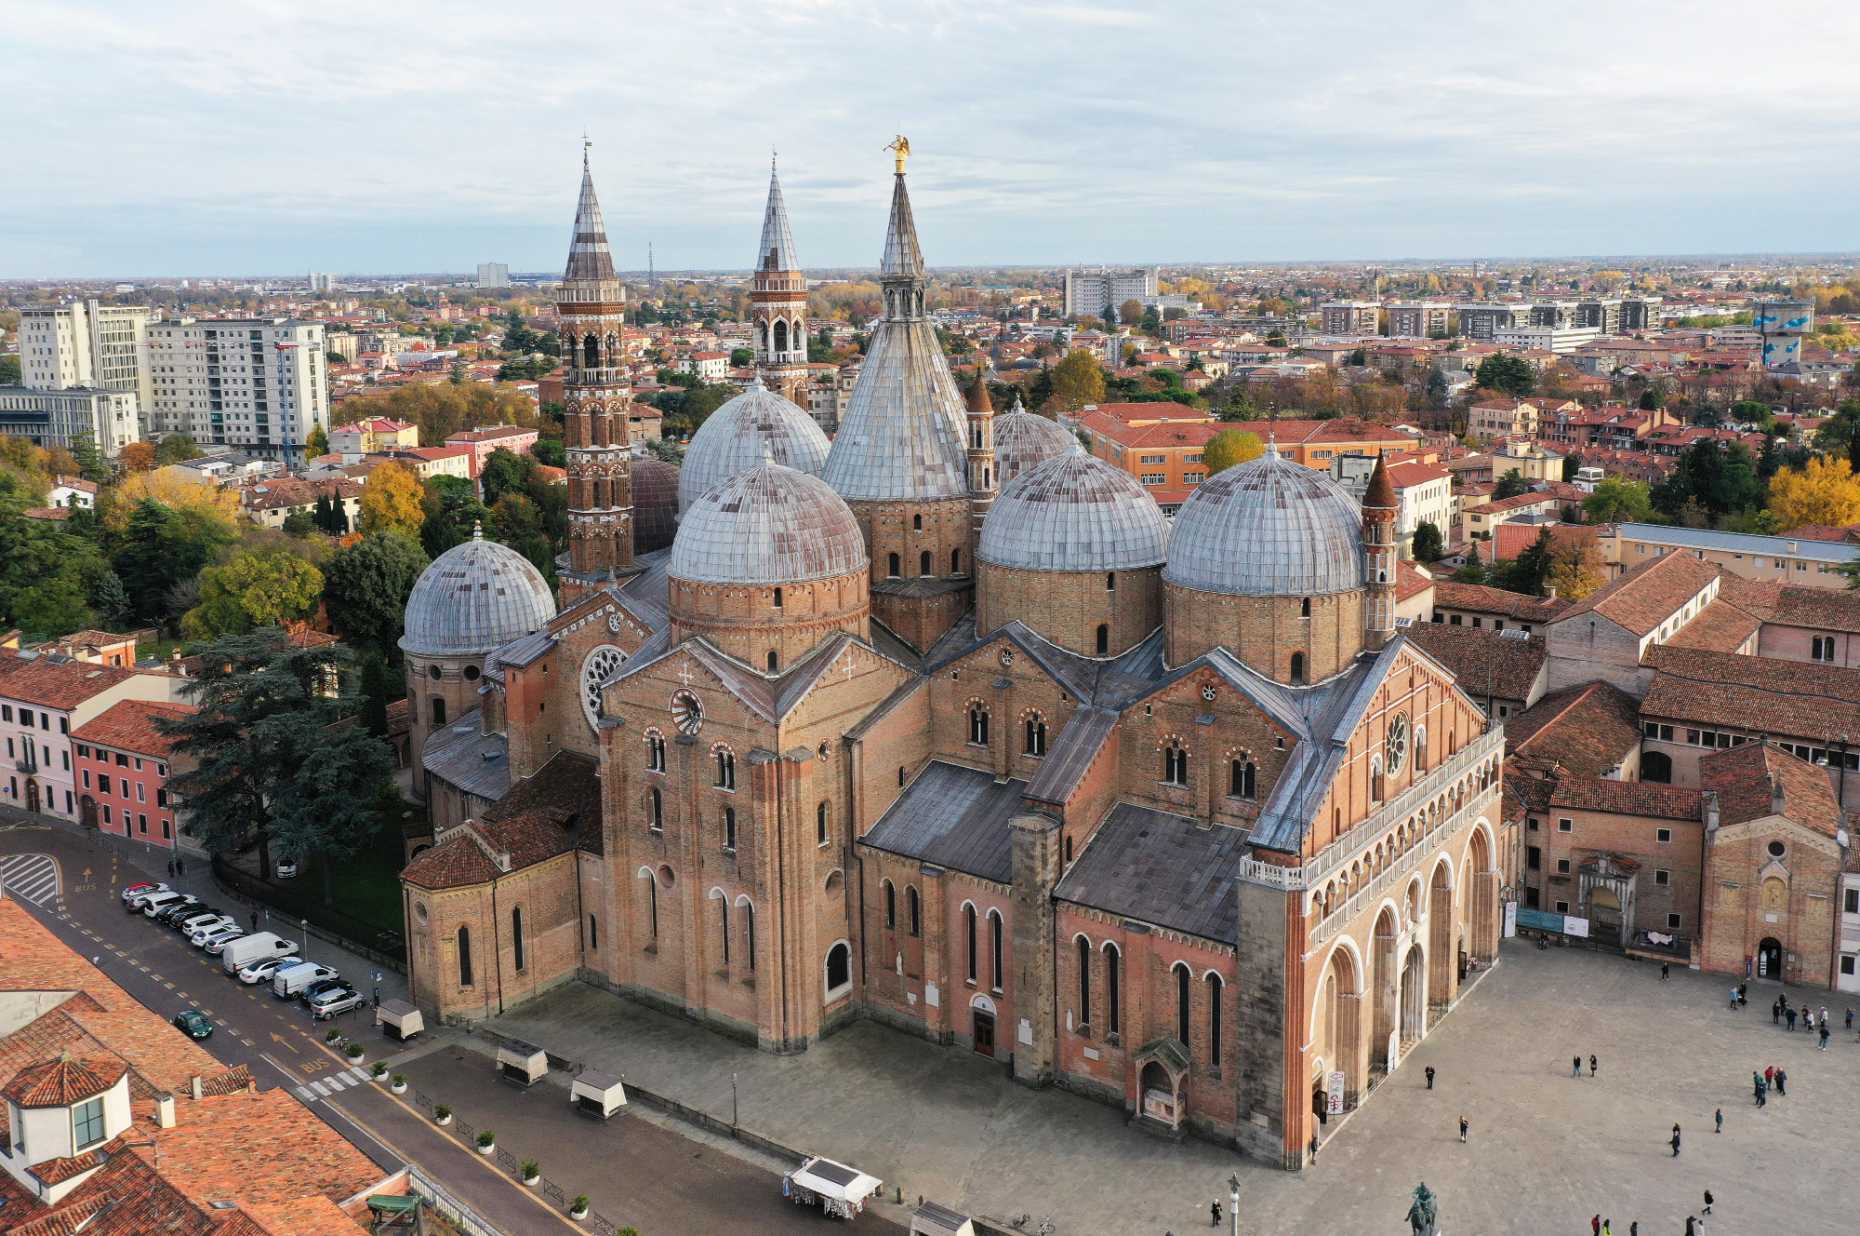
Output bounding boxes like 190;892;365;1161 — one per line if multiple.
782;1155;883;1221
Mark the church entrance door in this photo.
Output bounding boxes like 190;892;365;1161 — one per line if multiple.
972;1010;995;1057
1757;937;1783;980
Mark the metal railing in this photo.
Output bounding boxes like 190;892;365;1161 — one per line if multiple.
404;1165;504;1236
1308;788;1494;951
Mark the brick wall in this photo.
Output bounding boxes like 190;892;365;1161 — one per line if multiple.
1164;585;1366;684
976;562;1162;657
669;572;869;671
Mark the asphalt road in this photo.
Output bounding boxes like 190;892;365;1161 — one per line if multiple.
0;812;906;1236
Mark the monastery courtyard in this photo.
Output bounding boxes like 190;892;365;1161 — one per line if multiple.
485;944;1855;1234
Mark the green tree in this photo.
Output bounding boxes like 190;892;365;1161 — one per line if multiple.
89;570;133;628
69;434;105;483
0;504;104;637
729;347;754;368
281;509;316;537
1493;469;1530;500
112;499;237;625
0;356;19;385
420;475;490;558
1410;520;1445;563
1582;477;1654;524
306;424;329;458
1498;529;1556;595
479;447;535;509
154;433;203;465
531;437;566;468
269;715;395;903
322;532;429;658
1812;398;1860;473
359;649;392;737
1049;349;1106;413
1201;429;1265;475
1474;354;1534;397
490;492;553;578
181;550;324;640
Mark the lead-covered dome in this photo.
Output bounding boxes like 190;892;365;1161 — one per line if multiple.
632;457;680;554
980;448;1169;572
670;463;867;586
400;527;556;657
677;378;830;514
1164;448;1364;596
993;401;1075;485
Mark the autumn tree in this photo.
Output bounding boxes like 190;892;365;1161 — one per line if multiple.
306;424;329;458
118;440;157;472
1118;299;1145;329
1545;537;1606;600
104;471;240;533
154;433;203;465
1201;429;1264;476
1768;456;1860;531
181;550;325;639
1048;349;1106;414
358;461;426;538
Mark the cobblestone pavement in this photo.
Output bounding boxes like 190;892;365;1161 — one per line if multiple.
487;946;1860;1234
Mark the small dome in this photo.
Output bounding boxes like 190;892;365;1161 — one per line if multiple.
1164;448;1365;596
670;463;867;586
400;528;556;657
993;402;1074;485
677;379;830;514
632;458;680;554
980;448;1169;572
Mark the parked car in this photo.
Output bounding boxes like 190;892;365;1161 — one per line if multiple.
141;892;196;919
237;957;291;985
171;1009;214;1040
187;917;240;947
275;857;299;879
300;977;347;1005
121;881;166;904
155;902;204;927
308;984;365;1020
272;962;338;1000
201;927;246;954
177;908;228;933
219;932;298;975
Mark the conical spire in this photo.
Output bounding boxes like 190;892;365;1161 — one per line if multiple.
756;154;799;273
563;152;618;285
879;165;925;282
967;370;993;415
1364;449;1396;509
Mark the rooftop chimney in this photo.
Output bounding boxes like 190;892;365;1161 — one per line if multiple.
154;1093;176;1129
190;1075;203;1100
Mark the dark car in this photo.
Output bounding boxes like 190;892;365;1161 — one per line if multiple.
172;906;223;931
300;977;348;1005
153;898;202;925
171;1009;213;1040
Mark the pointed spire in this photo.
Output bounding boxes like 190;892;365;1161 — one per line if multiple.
966;370;993;416
1009;394;1026;415
756;153;799;273
1364;449;1396;509
879;150;925;282
563;147;617;285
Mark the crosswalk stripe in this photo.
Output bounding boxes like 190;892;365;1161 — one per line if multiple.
308;1079;330;1097
324;1074;348;1091
294;1086;315;1102
349;1067;371;1083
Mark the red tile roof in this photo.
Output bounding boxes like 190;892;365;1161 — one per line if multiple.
1;1056;126;1106
1700;741;1840;836
1664;598;1761;653
1642;646;1860;743
70;700;196;759
402;750;601;889
1405;623;1547;702
1432;581;1570;623
1546;774;1703;821
1554;549;1719;637
1505;681;1644;778
0;654;145;710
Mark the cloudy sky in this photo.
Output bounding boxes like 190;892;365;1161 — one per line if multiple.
5;1;1858;278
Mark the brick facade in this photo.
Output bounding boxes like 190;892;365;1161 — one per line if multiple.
1164;584;1366;685
976;562;1161;657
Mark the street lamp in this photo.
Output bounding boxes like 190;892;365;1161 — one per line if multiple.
1228;1171;1240;1236
300;918;309;957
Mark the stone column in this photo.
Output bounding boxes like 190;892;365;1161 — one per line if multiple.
1009;813;1060;1087
1473;871;1500;961
747;750;785;1050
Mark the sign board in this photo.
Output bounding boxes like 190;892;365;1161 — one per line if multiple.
1563;915;1590;938
1503;899;1518;938
1326;1069;1345;1115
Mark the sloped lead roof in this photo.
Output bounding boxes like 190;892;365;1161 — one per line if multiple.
879;172;923;279
993;402;1074;485
669;463;867;586
563;159;618;285
979;448;1170;572
677;378;830;514
755;159;798;272
1164;447;1366;596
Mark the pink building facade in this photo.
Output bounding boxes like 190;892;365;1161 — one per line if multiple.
445;425;540;480
71;700;195;848
0;657;183;823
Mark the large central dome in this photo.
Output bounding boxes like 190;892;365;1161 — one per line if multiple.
979;448;1169;572
677;378;830;514
670;463;867;586
400;529;556;657
1164;448;1365;596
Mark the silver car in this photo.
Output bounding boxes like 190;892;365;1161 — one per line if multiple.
201;926;246;954
308;985;365;1020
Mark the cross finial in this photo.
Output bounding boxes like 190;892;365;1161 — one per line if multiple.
771;147;778;173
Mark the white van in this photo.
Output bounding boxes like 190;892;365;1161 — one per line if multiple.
271;961;338;999
219;931;299;974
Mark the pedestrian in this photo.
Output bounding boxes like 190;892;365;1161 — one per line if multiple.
1775;1067;1786;1096
1819;1005;1829;1031
1685;1216;1696;1236
1602;1221;1611;1236
176;857;184;876
1764;1064;1774;1086
1820;1024;1831;1051
1661;962;1669;981
1592;1216;1601;1236
1309;1132;1318;1163
1714;1107;1722;1134
249;910;258;931
1210;1199;1221;1228
1728;986;1738;1009
1573;1055;1583;1078
1630;1222;1637;1236
1800;1002;1811;1030
1702;1190;1712;1215
1757;1080;1767;1108
1425;1065;1435;1090
1589;1054;1598;1077
1671;1129;1681;1157
1772;998;1781;1025
1847;1007;1855;1032
1458;1115;1468;1144
1786;1006;1797;1031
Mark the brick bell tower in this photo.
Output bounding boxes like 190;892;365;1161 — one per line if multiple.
558;140;638;604
1362;449;1398;649
965;369;997;542
752;154;808;407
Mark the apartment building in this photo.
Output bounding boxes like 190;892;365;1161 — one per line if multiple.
146;317;328;464
1457;303;1530;340
71;698;195;847
476;261;511;288
0;386;140;456
1492;324;1602;354
329;416;419;458
0;653;185;822
1601;523;1860;589
1062;266;1158;317
1330;454;1453;558
1319;301;1380;336
18;301;156;423
1468;398;1541;441
446;423;538;478
1080;411;1220;514
1387;301;1452;338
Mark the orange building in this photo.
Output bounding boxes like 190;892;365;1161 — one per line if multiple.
1217;418;1420;469
1079;411;1223;513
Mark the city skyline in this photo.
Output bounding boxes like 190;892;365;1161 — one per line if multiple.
5;1;1860;278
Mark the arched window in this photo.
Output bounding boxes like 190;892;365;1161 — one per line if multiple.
1163;742;1189;786
1064;834;1073;864
582;334;599;370
773;319;788;354
1095;624;1109;655
919;550;932;576
648;787;663;831
1104;943;1121;1037
588;913;598;951
431;697;446;725
1106;571;1116;592
511;907;525;972
1231;759;1257;800
1175;962;1192;1047
907;886;921;937
1290;652;1307;684
1300;596;1312;618
1371;755;1386;804
742;899;756;971
969;706;990;747
913;513;923;531
715;749;735;790
767;650;779;672
825;941;851;997
883;880;896;929
1076;935;1091;1028
457;926;473;987
816;802;829;847
989;910;1005;991
1641;750;1673;783
647;734;666;772
645;872;658;939
717;896;731;964
887;553;900;578
964;904;978;982
951;548;962;574
772;587;783;609
1024;714;1047;756
723;806;737;852
1414;725;1428;774
897;765;906;787
1206;973;1223;1068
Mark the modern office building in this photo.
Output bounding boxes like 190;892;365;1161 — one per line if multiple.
307;271;334;292
475;261;511;289
1456;303;1530;340
1063;266;1158;317
145;318;329;463
0;386;141;456
1492;324;1603;354
18;301;155;429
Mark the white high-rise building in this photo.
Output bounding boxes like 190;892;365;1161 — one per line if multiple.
1063;266;1158;318
146;318;328;463
308;272;334;293
475;262;511;289
18;302;155;426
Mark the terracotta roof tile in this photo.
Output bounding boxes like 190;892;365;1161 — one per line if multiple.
1505;681;1643;778
0;654;145;710
1553;549;1719;637
1642;645;1860;742
1700;741;1841;836
70;700;196;759
1404;623;1546;702
1665;598;1761;652
1547;775;1703;820
402;750;601;889
2;1056;126;1106
1432;581;1569;623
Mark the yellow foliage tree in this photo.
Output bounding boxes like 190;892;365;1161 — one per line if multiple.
1545;538;1606;600
1048;349;1106;413
103;469;241;533
1202;429;1264;476
358;462;426;538
1768;456;1860;531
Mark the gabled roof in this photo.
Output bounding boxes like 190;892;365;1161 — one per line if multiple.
1701;741;1841;837
860;761;1028;883
1430;581;1569;623
71;700;196;758
1055;803;1246;945
402;750;601;889
1642;645;1860;743
1552;549;1718;637
1403;622;1546;702
1504;681;1643;779
0;653;143;710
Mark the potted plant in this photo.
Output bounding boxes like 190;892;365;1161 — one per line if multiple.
520;1159;540;1187
324;1028;341;1043
434;1104;452;1127
476;1129;495;1155
569;1194;590;1221
371;1061;388;1079
345;1043;365;1061
390;1073;407;1095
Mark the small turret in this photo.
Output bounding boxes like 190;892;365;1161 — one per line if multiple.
966;370;997;541
1362;451;1398;649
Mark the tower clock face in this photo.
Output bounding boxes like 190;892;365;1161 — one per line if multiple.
1385;713;1409;776
671;689;703;737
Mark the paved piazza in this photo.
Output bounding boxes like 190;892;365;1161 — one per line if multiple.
493;945;1856;1234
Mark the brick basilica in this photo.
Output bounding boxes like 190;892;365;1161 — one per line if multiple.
399;142;1505;1169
